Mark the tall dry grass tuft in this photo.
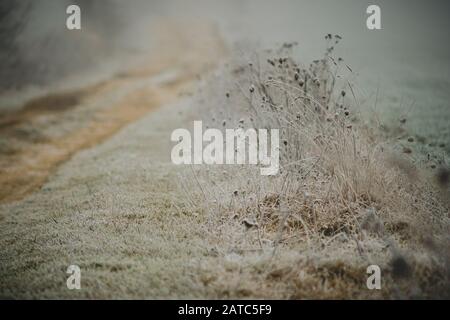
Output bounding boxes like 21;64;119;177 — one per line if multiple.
177;38;450;299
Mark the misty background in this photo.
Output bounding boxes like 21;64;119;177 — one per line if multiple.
0;0;155;93
0;0;449;147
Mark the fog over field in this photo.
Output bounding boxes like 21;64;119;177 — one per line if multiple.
0;0;449;299
1;0;449;148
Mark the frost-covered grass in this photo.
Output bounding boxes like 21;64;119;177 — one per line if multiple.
179;39;450;298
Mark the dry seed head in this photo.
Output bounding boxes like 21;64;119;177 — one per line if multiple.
436;167;449;186
242;219;258;229
403;147;412;154
391;255;412;279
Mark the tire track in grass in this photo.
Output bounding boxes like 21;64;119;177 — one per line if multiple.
0;19;227;204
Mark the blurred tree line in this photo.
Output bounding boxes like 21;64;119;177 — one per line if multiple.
0;0;124;93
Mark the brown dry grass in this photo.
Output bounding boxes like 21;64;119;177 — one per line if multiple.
179;40;450;299
0;28;447;299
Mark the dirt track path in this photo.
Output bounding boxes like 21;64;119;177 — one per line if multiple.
0;20;227;298
0;19;226;204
